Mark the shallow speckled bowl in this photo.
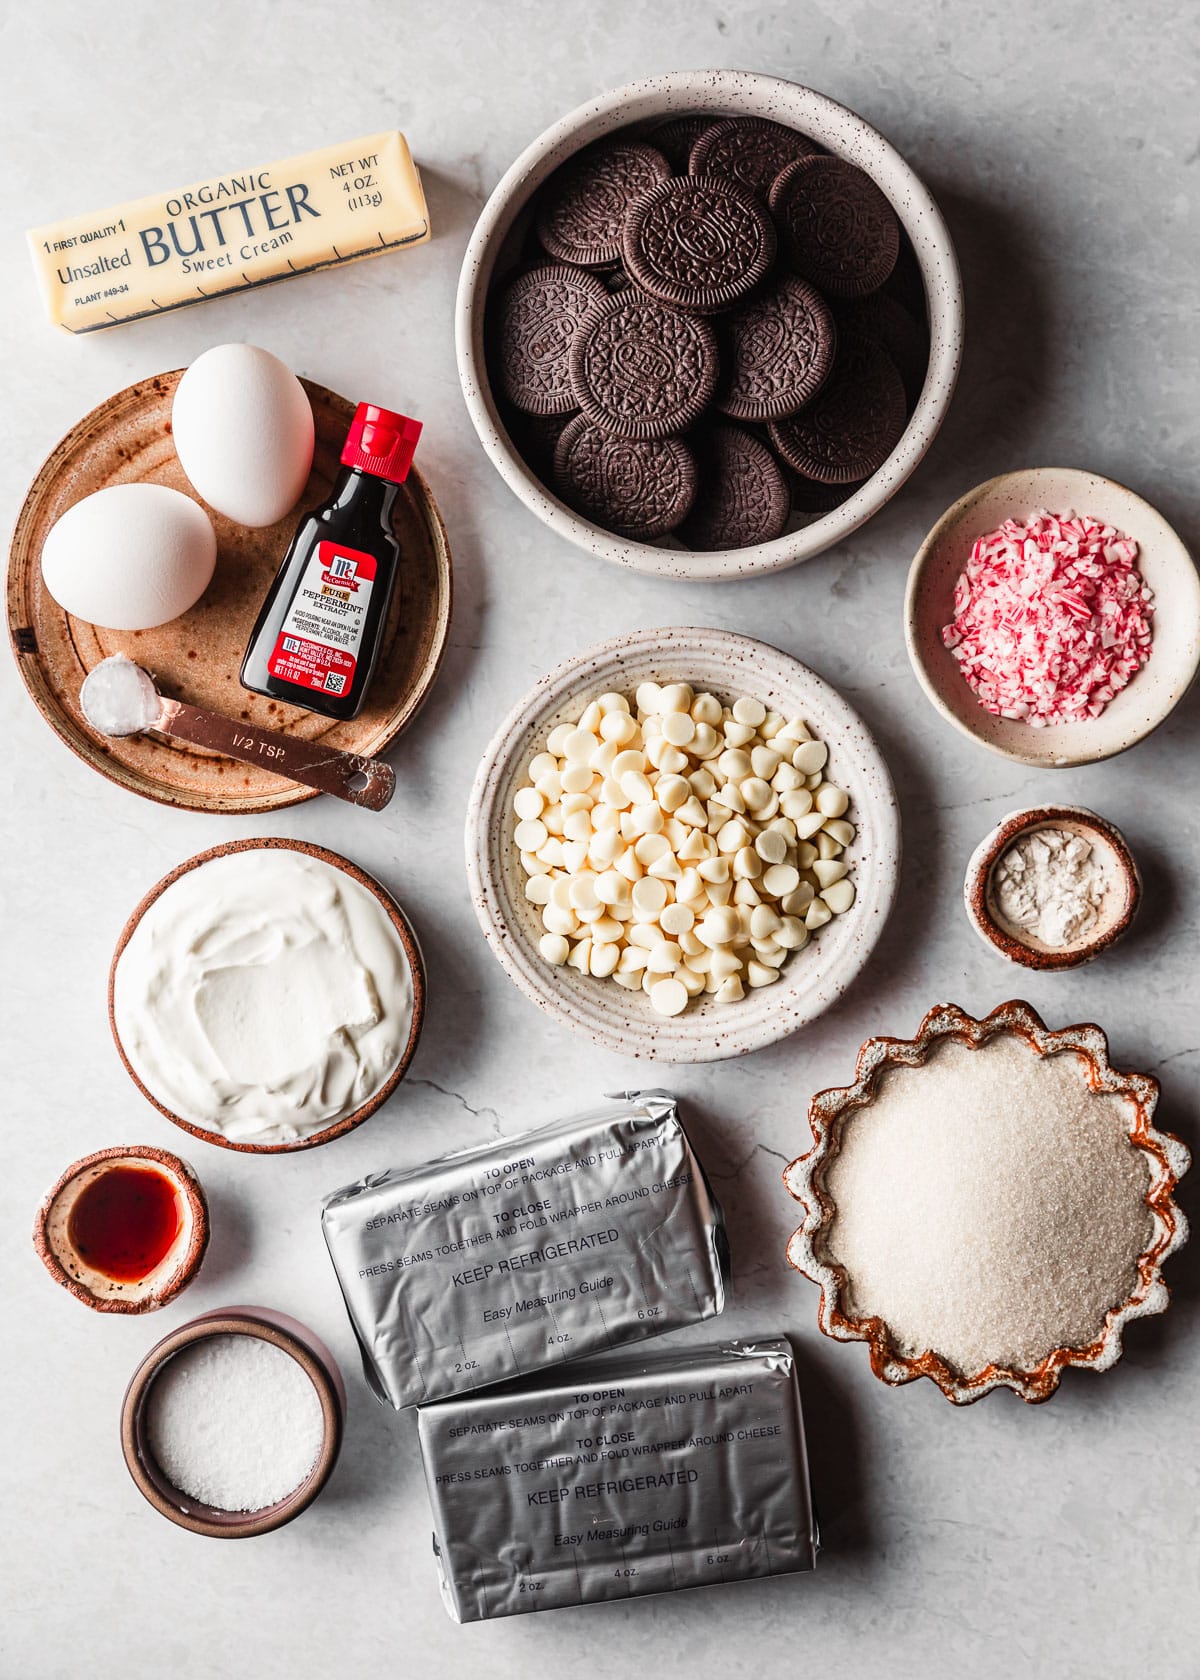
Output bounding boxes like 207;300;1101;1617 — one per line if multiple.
33;1143;208;1314
964;805;1141;969
905;468;1200;767
785;1000;1190;1404
109;838;425;1154
121;1307;345;1538
465;627;900;1061
456;70;963;581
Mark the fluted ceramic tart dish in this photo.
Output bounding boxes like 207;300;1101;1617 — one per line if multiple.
785;1000;1189;1404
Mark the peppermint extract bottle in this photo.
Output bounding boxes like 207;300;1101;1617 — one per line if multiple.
240;403;422;721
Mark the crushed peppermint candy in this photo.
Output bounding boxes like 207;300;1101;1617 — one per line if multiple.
942;511;1153;726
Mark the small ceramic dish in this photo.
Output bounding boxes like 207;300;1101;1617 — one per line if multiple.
108;837;425;1154
904;467;1200;767
465;626;900;1062
785;1000;1190;1404
121;1307;345;1538
8;373;452;813
965;805;1141;969
33;1144;208;1314
456;70;964;582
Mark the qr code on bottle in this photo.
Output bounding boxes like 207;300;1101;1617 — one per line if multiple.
324;672;347;694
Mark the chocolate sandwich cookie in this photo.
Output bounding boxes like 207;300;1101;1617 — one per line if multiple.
536;140;671;268
788;471;865;515
715;274;836;421
649;115;720;174
767;336;906;483
677;426;791;550
689;116;818;199
835;291;928;406
494;264;610;415
553;415;698;539
569;291;719;440
884;233;926;318
622;176;776;314
502;406;572;472
769;156;900;298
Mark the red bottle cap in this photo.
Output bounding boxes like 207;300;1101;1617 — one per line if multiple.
341;403;423;483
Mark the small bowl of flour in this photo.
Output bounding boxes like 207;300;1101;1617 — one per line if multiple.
964;805;1141;969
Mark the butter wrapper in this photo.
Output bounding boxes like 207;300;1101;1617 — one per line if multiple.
417;1337;818;1621
321;1092;727;1409
27;130;429;333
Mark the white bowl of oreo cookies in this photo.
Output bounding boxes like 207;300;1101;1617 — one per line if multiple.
456;70;964;582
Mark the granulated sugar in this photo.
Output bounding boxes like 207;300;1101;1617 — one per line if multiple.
823;1034;1153;1375
146;1333;324;1512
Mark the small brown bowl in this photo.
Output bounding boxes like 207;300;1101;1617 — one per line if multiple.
784;1000;1190;1404
33;1144;208;1314
964;805;1141;969
108;837;426;1154
121;1307;345;1538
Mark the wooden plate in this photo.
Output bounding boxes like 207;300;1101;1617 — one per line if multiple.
7;372;452;812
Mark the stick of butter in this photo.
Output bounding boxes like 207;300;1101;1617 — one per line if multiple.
27;131;430;334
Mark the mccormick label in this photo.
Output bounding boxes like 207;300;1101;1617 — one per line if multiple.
320;1092;728;1409
416;1338;818;1621
267;540;377;697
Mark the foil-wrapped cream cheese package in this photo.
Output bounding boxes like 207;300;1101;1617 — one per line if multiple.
417;1338;818;1621
321;1093;727;1408
27;131;429;333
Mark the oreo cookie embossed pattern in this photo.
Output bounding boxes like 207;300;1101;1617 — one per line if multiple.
486;119;928;551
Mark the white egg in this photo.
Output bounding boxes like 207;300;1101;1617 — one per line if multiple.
41;483;216;631
172;343;315;528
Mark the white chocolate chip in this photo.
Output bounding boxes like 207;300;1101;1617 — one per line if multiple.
649;977;688;1016
515;686;855;1015
815;783;849;819
792;740;828;774
821;878;856;914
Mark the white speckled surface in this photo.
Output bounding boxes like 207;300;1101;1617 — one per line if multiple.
2;4;1198;1678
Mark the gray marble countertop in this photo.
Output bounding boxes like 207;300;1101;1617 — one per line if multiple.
3;3;1196;1676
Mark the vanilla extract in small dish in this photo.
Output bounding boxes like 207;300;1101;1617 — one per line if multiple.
67;1164;182;1284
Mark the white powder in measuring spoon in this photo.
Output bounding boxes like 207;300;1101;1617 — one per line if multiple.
146;1334;325;1512
823;1034;1153;1376
991;827;1108;947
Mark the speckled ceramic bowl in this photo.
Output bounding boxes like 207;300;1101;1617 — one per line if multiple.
465;627;900;1061
905;468;1200;766
108;838;425;1154
456;70;964;581
785;1001;1190;1404
33;1144;208;1314
964;805;1141;969
121;1307;345;1538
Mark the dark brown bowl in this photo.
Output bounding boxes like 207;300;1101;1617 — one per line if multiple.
33;1143;209;1313
121;1307;345;1538
108;837;426;1154
964;805;1141;970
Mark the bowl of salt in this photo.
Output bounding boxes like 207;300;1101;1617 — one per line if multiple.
121;1307;345;1536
